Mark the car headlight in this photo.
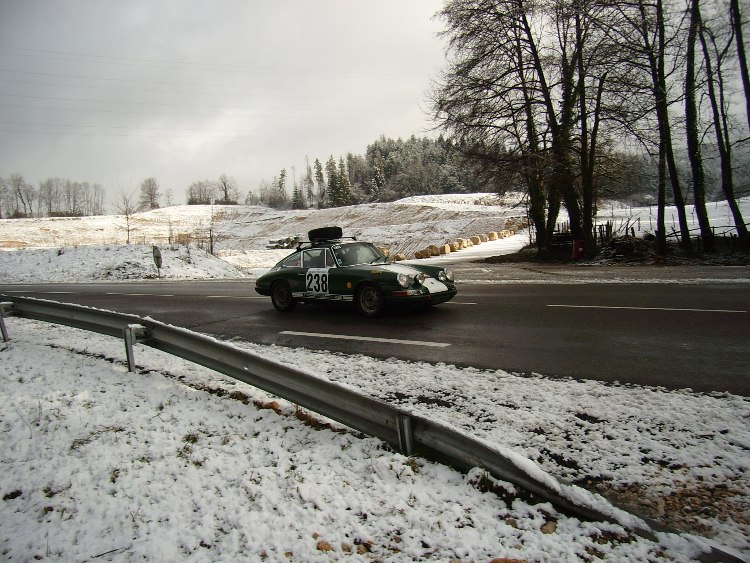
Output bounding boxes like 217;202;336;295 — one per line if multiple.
397;273;410;288
414;272;426;285
438;268;454;283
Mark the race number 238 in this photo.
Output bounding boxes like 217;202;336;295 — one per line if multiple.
306;269;329;293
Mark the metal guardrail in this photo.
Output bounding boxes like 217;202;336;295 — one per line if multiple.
0;296;741;561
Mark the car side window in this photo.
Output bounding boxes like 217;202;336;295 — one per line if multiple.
280;253;301;268
302;248;335;268
303;249;323;268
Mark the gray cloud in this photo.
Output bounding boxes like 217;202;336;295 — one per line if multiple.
0;0;445;206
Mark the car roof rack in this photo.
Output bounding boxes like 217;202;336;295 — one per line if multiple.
295;226;356;250
295;237;357;251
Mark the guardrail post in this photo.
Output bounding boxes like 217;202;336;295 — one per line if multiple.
124;324;149;373
0;302;13;342
397;414;414;455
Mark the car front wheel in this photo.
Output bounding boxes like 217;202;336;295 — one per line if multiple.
355;283;385;317
271;281;297;312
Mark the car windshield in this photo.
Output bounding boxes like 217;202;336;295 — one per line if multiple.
332;242;385;267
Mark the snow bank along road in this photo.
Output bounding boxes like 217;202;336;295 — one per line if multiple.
3;266;749;396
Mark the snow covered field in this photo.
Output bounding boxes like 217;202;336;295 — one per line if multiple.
2;319;748;561
1;193;748;282
2;195;749;560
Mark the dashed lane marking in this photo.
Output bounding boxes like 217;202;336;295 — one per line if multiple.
280;330;451;348
548;304;747;314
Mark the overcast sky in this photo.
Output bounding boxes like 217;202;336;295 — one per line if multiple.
0;1;447;207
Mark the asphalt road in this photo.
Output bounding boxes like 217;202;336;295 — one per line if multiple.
2;266;749;396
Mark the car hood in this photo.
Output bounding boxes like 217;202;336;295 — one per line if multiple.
367;263;426;276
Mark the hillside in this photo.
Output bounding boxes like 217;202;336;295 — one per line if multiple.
0;194;527;259
1;194;748;283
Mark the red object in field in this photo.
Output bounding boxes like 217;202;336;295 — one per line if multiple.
572;239;584;259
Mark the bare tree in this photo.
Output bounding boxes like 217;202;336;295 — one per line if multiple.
0;176;8;218
38;178;57;216
432;0;630;254
576;0;693;252
91;183;105;216
730;0;750;132
7;174;35;218
187;180;216;204
699;0;748;249
138;177;161;210
216;174;239;204
115;187;139;244
79;182;104;216
37;178;103;217
63;180;83;216
684;0;714;250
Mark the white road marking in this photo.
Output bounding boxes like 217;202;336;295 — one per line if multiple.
280;330;451;348
4;290;77;294
206;295;266;299
548;304;747;314
105;292;177;297
445;301;477;305
5;291;263;299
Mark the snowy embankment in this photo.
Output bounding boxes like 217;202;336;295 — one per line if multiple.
1;194;748;283
0;244;248;283
2;319;747;561
0;194;530;282
0;193;528;256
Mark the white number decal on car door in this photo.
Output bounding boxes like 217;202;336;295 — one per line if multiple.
305;268;329;294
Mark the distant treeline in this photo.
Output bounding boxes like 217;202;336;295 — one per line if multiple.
3;137;746;222
248;136;491;210
0;175;104;219
247;134;750;211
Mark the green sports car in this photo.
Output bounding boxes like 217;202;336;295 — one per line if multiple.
255;227;457;317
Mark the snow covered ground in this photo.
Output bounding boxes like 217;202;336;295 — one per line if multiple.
2;319;747;561
0;244;250;283
1;193;748;282
2;195;750;560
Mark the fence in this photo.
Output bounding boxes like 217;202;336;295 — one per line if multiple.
0;296;741;560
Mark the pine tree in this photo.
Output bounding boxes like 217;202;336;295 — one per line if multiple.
291;177;305;209
275;169;287;209
304;157;315;207
325;156;339;207
370;166;385;202
338;157;351;206
314;158;325;208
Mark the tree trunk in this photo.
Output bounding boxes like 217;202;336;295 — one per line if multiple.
657;142;667;256
699;18;749;250
576;12;600;256
685;0;714;251
521;10;584;243
516;25;549;251
730;0;750;132
641;0;692;250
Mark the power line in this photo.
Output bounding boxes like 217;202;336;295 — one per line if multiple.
0;119;337;135
0;102;354;120
0;127;353;141
0;45;419;82
0;92;353;113
0;69;412;98
0;76;376;101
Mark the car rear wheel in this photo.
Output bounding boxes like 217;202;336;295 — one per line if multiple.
355;283;385;317
271;281;297;312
